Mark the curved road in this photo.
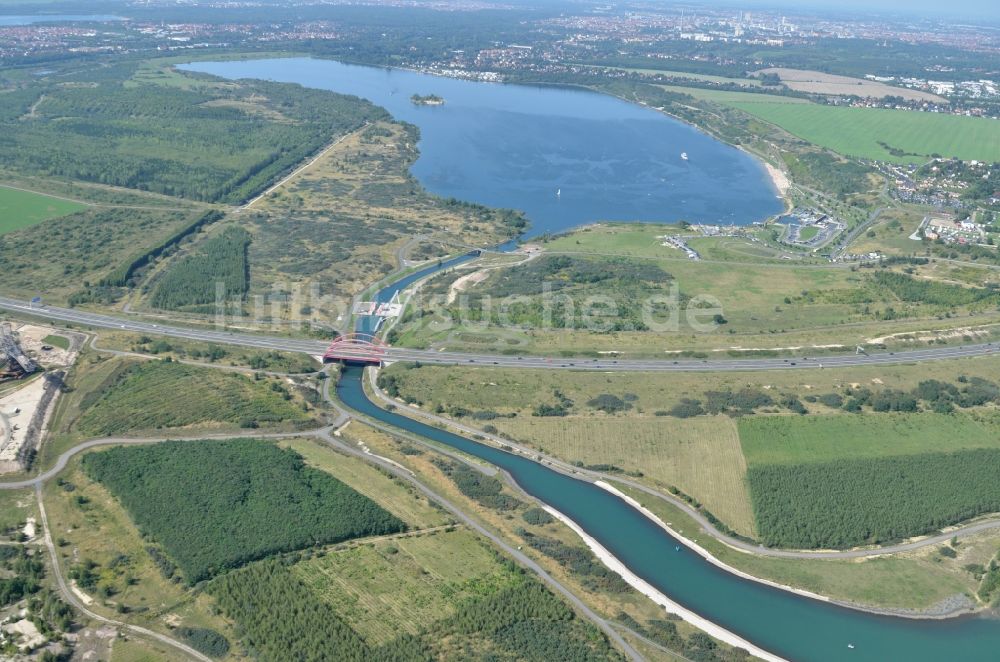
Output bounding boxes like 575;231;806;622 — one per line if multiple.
3;375;641;662
2;295;998;372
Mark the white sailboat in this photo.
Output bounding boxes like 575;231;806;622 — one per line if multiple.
556;188;561;197
681;152;689;161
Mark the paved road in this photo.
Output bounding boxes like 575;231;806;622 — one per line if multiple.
0;430;330;490
2;295;998;372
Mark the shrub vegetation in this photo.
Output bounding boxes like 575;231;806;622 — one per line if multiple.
74;360;312;435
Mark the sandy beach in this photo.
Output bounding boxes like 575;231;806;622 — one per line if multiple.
764;161;791;197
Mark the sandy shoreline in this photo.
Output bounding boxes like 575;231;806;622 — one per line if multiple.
763;161;791;197
540;502;788;662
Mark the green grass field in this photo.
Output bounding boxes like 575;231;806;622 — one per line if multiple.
42;334;70;350
0;186;85;235
796;226;820;241
660;84;1000;163
728;102;1000;163
739;411;1000;466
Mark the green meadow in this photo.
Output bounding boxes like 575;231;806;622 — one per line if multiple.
659;84;1000;163
0;186;86;234
729;102;1000;163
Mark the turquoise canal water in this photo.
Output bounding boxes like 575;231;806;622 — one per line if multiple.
355;250;480;335
184;56;999;659
180;58;783;237
338;364;1000;661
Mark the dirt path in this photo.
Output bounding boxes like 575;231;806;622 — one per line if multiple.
241;122;369;210
35;483;213;662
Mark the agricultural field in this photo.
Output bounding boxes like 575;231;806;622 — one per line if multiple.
739;411;1000;466
72;359;316;436
494;416;756;537
756;68;946;102
82;439;406;582
0;206;206;300
741;412;1000;548
0;58;386;203
0;186;85;234
726;102;1000;164
661;83;999;163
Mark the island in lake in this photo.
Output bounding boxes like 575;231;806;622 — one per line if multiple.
411;93;445;106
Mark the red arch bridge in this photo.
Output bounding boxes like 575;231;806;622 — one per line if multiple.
323;333;389;365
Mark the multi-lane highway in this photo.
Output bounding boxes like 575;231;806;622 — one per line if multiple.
1;295;996;372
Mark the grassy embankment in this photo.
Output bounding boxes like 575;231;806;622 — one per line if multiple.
93;330;320;374
337;420;749;660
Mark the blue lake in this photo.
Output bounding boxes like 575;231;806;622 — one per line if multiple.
180;57;783;238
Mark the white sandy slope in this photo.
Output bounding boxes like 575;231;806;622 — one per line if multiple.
540;501;787;662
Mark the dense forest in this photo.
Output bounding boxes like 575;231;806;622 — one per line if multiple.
150;226;251;311
0;63;386;203
209;555;621;662
82;440;406;582
748;448;1000;548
